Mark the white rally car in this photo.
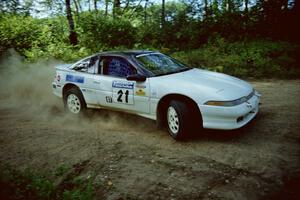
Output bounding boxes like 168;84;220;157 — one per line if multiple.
52;51;260;139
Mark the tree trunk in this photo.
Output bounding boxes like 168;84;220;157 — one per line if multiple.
244;0;248;14
104;0;108;16
73;0;82;12
65;0;78;45
113;0;120;18
94;0;98;13
204;0;208;18
88;0;91;11
125;0;130;9
144;0;149;24
224;0;232;12
74;0;80;22
244;0;249;36
244;0;249;22
162;0;165;28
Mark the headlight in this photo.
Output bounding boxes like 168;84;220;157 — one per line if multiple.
204;100;242;107
205;90;255;107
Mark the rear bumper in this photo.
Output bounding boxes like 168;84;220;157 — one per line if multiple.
199;94;260;130
52;82;63;98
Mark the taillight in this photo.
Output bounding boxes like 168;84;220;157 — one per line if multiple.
56;74;61;82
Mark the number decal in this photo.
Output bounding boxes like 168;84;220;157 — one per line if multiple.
117;90;123;102
125;90;129;103
117;89;129;103
112;81;134;105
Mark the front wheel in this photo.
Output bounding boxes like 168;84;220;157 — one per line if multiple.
64;88;86;114
167;100;190;140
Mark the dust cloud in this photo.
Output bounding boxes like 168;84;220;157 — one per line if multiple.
0;49;60;114
0;49;156;133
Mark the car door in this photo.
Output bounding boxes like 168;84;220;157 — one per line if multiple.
95;55;150;114
72;55;101;106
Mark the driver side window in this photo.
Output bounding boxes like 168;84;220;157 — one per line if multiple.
101;56;137;78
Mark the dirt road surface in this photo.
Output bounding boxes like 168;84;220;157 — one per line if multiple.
0;58;299;199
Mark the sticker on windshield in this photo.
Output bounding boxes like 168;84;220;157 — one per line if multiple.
112;81;134;89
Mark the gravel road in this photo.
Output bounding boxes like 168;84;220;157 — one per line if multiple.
0;59;299;199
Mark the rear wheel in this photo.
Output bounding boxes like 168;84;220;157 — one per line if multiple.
167;100;190;140
64;88;86;114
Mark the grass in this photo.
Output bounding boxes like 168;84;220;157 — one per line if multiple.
0;164;96;200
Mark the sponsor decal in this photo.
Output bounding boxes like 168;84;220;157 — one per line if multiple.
112;81;134;89
135;89;146;96
136;84;146;89
66;74;84;83
106;96;112;103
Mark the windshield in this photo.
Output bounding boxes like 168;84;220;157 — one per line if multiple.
135;53;190;76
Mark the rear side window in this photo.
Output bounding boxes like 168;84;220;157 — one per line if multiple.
73;55;99;74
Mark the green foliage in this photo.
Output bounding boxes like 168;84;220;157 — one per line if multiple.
0;164;96;200
0;14;40;53
24;43;92;62
0;14;82;62
54;165;70;177
172;38;300;78
62;179;94;200
23;170;55;199
0;1;299;78
0;165;55;199
78;13;137;51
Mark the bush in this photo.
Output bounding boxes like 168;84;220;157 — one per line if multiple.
78;13;137;51
0;15;40;54
24;43;92;62
172;38;300;78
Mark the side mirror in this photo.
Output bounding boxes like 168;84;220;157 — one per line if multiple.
126;74;146;82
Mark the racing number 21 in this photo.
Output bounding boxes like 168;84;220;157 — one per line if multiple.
117;89;129;103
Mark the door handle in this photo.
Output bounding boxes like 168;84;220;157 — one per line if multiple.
93;81;100;84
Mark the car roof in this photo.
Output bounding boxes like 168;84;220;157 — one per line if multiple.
98;50;157;57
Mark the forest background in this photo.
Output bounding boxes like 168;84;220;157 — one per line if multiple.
0;0;299;78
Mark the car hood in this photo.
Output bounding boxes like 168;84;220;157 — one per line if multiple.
152;68;253;101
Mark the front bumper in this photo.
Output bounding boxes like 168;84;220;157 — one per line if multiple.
199;93;260;130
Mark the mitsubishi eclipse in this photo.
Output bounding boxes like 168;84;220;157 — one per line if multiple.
52;51;261;139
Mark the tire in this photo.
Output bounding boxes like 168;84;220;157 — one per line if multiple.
64;87;86;114
167;100;190;140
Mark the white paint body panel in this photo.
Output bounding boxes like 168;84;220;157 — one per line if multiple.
53;65;260;131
